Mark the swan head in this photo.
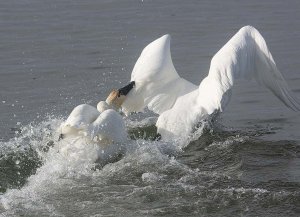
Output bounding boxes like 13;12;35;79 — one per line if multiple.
97;101;110;113
106;81;135;109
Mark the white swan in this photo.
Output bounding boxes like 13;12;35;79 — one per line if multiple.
60;99;127;143
120;26;300;141
58;99;128;164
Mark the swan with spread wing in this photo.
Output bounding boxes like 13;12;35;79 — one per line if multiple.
117;26;300;141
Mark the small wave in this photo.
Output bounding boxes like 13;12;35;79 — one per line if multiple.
205;135;248;150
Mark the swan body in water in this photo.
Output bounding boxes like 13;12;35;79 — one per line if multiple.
60;103;127;144
58;97;128;163
119;26;300;141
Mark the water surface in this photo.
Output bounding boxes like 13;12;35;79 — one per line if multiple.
1;0;300;216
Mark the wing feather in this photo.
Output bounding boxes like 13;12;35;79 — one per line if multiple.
122;35;197;115
200;26;300;113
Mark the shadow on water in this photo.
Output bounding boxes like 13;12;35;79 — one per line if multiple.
0;147;42;193
128;124;160;141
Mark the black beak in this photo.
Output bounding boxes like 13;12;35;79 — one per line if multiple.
118;81;135;97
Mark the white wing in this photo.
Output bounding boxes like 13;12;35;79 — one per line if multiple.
197;26;300;114
158;26;300;140
60;104;100;136
121;34;197;115
122;27;300;140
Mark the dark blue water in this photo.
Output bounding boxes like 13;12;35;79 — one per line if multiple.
1;0;300;216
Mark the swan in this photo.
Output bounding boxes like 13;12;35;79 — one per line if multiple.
118;26;300;141
58;97;130;164
59;85;136;142
60;100;124;141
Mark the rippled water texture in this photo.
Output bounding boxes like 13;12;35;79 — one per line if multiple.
1;0;300;216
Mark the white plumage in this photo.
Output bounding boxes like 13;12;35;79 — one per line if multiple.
60;103;127;143
122;26;300;140
60;104;100;137
58;102;127;163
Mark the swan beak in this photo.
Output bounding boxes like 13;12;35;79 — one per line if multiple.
106;81;135;109
118;81;135;97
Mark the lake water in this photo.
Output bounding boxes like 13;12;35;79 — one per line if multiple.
1;0;300;216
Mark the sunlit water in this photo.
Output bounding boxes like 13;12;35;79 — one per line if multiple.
1;0;300;216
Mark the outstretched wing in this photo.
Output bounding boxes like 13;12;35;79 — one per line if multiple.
197;26;300;115
121;34;197;115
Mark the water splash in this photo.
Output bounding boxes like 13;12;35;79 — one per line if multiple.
0;115;299;216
